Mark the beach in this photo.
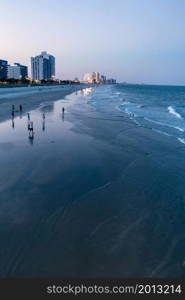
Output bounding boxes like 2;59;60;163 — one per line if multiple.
0;85;84;123
0;84;185;278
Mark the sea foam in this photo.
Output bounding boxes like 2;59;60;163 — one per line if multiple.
144;117;184;132
168;106;182;119
178;138;185;145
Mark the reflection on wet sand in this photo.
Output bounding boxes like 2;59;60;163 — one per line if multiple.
61;112;65;122
42;120;46;131
6;87;93;145
28;131;34;144
42;113;46;131
81;87;93;95
40;103;54;113
28;121;34;144
11;117;14;129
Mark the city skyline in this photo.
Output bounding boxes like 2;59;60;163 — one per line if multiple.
1;0;185;84
1;54;116;83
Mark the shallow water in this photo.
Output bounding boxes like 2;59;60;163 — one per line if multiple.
1;85;185;278
115;84;185;144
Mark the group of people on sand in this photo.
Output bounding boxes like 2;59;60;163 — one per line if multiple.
11;104;23;117
11;105;66;143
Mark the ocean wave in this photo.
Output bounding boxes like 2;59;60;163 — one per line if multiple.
168;106;182;119
116;103;130;112
121;101;131;106
178;138;185;145
137;104;147;108
144;117;184;132
152;129;172;137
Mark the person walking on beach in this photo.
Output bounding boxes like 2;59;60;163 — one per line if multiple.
62;107;65;113
19;104;22;112
27;113;30;120
12;104;15;116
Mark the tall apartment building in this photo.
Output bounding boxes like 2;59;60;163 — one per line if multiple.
94;72;100;83
0;60;8;80
31;51;55;81
7;63;28;80
83;72;101;83
14;63;28;79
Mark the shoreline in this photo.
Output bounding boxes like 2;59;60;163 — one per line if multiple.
0;84;88;123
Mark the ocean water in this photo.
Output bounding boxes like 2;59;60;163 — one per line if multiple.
112;84;185;144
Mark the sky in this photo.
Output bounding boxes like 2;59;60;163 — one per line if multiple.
1;0;185;84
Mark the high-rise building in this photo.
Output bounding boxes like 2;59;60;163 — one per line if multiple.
7;63;28;80
14;63;28;79
31;51;55;81
94;72;100;83
106;78;117;84
7;65;21;80
83;72;101;83
101;75;106;83
0;60;8;80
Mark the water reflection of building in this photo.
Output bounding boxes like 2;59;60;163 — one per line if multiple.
81;87;93;95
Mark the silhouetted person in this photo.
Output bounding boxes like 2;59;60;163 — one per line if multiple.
11;110;14;118
62;107;65;113
12;104;15;112
19;104;22;112
27;113;30;120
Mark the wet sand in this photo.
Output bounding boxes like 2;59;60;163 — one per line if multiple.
0;86;185;278
0;85;85;123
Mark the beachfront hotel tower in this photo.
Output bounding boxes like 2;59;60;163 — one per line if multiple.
83;72;101;84
0;60;8;80
7;63;28;80
31;51;55;81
